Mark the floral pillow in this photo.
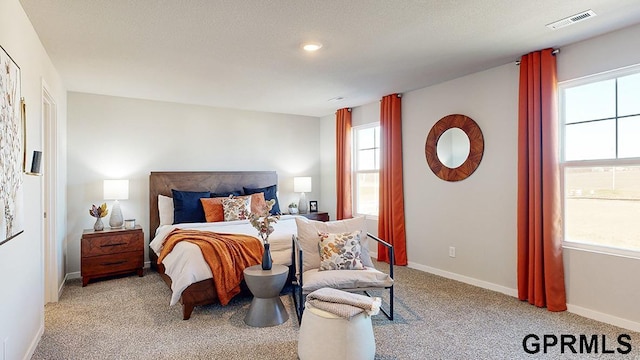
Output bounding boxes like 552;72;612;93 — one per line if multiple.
221;196;251;221
318;230;365;271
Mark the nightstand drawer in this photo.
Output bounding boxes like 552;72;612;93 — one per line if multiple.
82;232;142;257
81;251;143;276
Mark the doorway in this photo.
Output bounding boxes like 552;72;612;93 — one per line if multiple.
42;83;58;304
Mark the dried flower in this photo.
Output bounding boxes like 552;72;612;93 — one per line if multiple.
248;199;280;245
89;203;109;218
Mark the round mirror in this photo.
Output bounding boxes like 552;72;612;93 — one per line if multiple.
425;114;484;182
436;127;470;168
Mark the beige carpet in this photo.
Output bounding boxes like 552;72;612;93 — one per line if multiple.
32;262;639;359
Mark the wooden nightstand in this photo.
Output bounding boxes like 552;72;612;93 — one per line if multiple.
81;225;144;286
297;212;330;222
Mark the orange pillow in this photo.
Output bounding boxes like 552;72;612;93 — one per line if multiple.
247;192;267;215
201;193;267;222
200;197;226;222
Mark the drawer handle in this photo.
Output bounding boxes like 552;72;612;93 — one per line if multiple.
100;242;127;247
101;260;127;266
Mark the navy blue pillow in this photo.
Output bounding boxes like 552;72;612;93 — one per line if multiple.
243;184;281;215
172;189;211;224
211;191;242;198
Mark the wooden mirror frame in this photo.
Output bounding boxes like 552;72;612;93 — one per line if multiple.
425;114;484;182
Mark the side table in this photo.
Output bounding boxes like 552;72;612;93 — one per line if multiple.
243;264;289;327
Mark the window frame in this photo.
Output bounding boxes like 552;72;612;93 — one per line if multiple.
352;122;380;219
558;63;640;259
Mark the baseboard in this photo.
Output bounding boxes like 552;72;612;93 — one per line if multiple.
144;261;150;269
66;271;81;280
58;273;68;299
407;261;519;297
567;304;640;332
23;322;44;360
405;261;640;332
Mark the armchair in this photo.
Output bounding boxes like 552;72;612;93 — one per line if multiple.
290;217;394;323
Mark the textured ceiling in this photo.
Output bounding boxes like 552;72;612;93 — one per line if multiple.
19;0;640;117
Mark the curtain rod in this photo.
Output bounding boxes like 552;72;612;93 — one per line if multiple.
515;48;559;65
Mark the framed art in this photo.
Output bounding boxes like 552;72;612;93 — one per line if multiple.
0;45;24;245
309;201;318;212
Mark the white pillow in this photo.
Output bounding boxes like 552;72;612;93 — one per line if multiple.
301;267;393;293
158;194;174;226
295;216;374;272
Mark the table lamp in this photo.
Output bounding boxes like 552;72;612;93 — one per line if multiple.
104;179;129;228
293;177;312;214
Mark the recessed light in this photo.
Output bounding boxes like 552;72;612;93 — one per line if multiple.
302;42;323;52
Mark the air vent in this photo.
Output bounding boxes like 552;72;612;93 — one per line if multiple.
546;10;596;30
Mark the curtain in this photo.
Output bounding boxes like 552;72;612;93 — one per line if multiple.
336;108;352;220
517;49;566;311
378;94;407;265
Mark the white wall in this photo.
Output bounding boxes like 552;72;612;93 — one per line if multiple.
402;63;519;291
556;23;640;330
0;0;67;359
66;93;321;274
319;23;640;331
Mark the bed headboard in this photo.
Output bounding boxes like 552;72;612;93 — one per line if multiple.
149;171;278;237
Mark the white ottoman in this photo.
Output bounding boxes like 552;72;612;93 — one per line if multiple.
298;301;375;360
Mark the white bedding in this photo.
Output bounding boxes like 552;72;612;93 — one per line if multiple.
149;215;297;306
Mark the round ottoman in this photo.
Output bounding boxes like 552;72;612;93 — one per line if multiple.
298;301;375;360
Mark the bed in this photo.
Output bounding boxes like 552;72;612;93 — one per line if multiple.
148;171;296;319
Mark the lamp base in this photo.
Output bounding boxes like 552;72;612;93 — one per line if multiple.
298;193;308;214
109;200;124;228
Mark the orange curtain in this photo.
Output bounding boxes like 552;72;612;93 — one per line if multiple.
517;49;566;311
378;94;407;265
336;108;353;220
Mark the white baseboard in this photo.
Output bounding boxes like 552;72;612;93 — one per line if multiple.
66;271;81;280
567;304;640;332
404;261;640;332
23;323;44;360
407;261;518;297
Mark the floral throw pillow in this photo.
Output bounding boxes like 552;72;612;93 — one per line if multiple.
318;230;365;271
222;196;251;221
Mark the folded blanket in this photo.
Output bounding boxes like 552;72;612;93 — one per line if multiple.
158;228;263;305
306;287;381;319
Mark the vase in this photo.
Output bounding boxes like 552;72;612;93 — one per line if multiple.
262;243;272;270
94;217;104;231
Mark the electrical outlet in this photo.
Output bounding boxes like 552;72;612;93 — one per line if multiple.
449;246;456;258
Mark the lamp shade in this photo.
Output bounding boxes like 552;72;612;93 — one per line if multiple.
293;177;312;193
104;180;129;200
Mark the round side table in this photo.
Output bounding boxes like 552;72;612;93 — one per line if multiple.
243;264;289;327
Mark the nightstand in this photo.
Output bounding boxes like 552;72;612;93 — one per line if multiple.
297;212;329;222
81;225;144;286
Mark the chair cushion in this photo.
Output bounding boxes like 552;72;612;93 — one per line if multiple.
318;231;365;271
301;267;393;293
295;217;374;272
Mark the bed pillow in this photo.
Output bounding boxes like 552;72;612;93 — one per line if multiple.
295;216;374;272
200;197;227;222
222;196;251;221
243;184;281;215
246;192;267;215
158;194;174;226
171;189;210;224
318;231;365;271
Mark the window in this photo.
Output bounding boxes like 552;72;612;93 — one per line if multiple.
560;66;640;256
353;124;380;217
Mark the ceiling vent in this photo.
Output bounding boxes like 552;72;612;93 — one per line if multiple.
546;10;597;30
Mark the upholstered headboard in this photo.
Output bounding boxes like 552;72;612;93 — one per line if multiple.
148;171;278;237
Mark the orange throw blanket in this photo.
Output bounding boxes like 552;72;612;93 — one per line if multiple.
157;228;263;305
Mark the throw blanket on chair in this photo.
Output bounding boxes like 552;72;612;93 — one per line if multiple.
157;229;263;305
306;287;381;319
